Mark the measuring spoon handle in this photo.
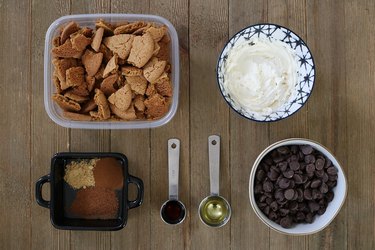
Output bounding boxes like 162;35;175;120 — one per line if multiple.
208;135;220;196
168;138;180;200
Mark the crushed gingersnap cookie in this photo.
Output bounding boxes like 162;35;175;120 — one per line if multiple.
69;83;89;97
60;21;80;44
66;66;85;88
133;95;145;112
103;34;134;60
145;82;157;96
81;49;103;77
85;75;96;92
95;19;114;36
143;57;167;83
145;26;167;42
103;54;118;78
154;72;173;97
80;99;97;113
114;21;147;35
121;66;143;76
110;103;137;120
92;89;110;120
127;33;154;68
144;93;169;119
91;27;104;52
71;33;92;51
52;39;83;58
125;75;148;95
52;58;77;89
52;94;81;112
52;74;62;93
101;74;118;96
108;84;132;111
64;91;90;103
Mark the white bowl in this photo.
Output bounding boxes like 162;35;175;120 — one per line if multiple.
217;23;315;122
249;138;347;235
44;14;179;129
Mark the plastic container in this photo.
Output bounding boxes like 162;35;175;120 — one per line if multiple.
44;14;179;129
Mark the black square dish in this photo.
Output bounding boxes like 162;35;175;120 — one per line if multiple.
35;152;143;231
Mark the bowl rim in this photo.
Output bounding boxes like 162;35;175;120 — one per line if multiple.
216;23;316;123
248;138;347;235
44;13;180;129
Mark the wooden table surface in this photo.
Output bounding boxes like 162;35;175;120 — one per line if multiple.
1;0;374;249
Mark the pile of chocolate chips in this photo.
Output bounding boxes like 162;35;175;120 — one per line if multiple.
254;145;338;228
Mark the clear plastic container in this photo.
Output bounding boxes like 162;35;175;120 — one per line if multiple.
44;14;179;129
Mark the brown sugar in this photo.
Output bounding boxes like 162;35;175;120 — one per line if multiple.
93;157;124;190
69;187;119;219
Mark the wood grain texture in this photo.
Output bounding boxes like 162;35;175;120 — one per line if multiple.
149;1;190;249
189;0;230;249
0;0;31;249
228;1;270;250
1;0;375;249
30;0;70;249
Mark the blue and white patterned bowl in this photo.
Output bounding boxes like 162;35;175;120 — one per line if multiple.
217;23;315;122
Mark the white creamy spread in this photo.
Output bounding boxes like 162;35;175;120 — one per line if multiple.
223;38;298;115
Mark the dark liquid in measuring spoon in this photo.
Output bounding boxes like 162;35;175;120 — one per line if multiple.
161;200;185;224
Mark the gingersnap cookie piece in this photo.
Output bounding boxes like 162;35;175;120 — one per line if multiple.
145;82;157;96
134;95;145;112
52;58;78;88
64;91;89;103
94;65;105;80
91;27;104;52
144;93;169;119
132;23;152;35
80;99;97;113
110;103;137;121
125;75;148;95
103;34;134;60
60;21;80;44
108;84;132;111
145;26;167;42
63;111;92;121
52;94;81;112
127;33;154;68
66;66;85;88
95;19;114;36
101;74;118;96
52;74;62;93
81;49;103;77
154;72;173;97
52;39;83;58
53;36;61;47
79;27;93;37
85;75;96;92
93;89;111;120
121;66;143;76
70;83;89;97
143;57;167;83
114;21;147;35
71;33;92;51
103;54;118;78
153;41;160;56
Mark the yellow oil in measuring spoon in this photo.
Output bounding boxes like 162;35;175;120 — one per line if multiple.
200;196;230;226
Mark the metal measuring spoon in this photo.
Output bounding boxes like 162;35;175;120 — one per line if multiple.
198;135;231;227
160;139;186;225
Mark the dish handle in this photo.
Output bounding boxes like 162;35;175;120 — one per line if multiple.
35;174;51;208
127;175;144;209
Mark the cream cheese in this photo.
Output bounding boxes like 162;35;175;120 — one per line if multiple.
223;38;298;115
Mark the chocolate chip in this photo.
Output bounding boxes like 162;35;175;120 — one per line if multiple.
275;189;284;201
320;183;329;193
278;161;288;172
267;168;279;181
278;178;290;189
315;158;325;170
308;201;320;212
269;211;278;220
326;191;334;202
279;208;289;216
306;164;315;174
311;179;322;188
270;201;278;211
304;154;316;164
322;173;329;183
327;166;338;175
284;189;295;200
296;212;305;221
290;145;298;154
305;213;314;223
300;145;313;155
315;169;325;178
303;189;313;200
263;181;273;192
280;216;293;228
277;146;290;155
289;161;300;171
266;198;273;205
283;169;294;179
254;184;263;194
259;195;267;203
263;206;270;215
289;201;298;211
324;158;332;168
256;169;266;182
317;206;326;215
293;174;303;184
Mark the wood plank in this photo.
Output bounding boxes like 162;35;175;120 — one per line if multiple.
109;1;151;250
149;1;190;249
189;0;230;249
306;1;348;249
30;0;71;249
228;1;270;250
69;1;111;250
344;1;375;250
267;1;307;249
0;0;31;249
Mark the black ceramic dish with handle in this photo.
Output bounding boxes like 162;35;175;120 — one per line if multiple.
35;152;144;231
